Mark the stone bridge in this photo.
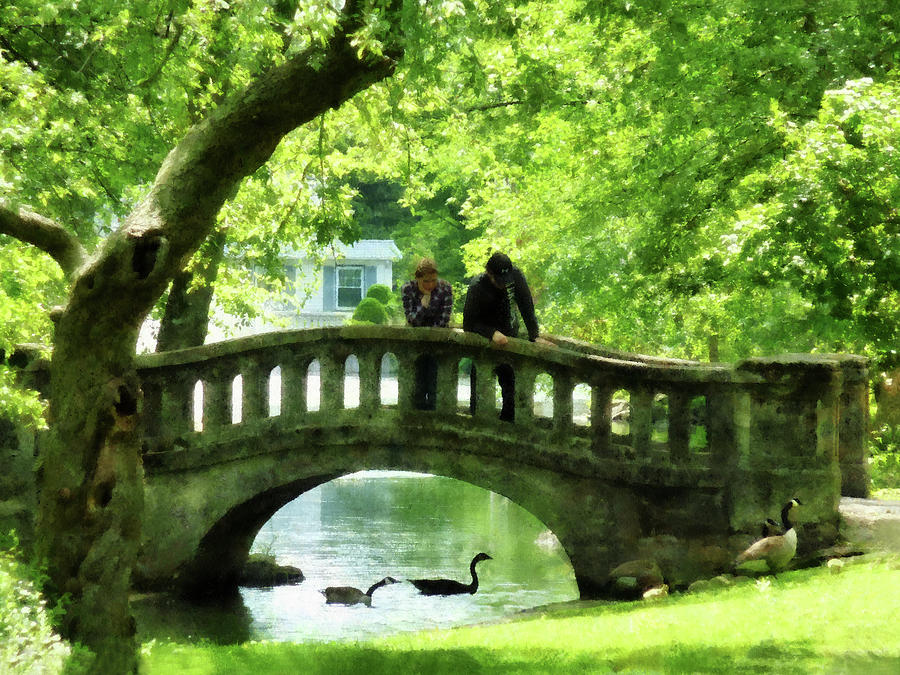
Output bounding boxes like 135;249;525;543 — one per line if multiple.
132;325;868;597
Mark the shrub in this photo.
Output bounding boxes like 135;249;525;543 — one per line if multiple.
0;531;93;673
364;284;394;305
352;297;389;325
869;423;900;490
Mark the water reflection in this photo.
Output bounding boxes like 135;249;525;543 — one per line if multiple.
135;471;578;644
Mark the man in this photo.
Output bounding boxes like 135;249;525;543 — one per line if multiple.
401;257;453;409
463;251;540;421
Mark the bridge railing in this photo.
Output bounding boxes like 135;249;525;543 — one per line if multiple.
135;326;867;500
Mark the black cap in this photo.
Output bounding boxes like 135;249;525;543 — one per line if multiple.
486;252;514;284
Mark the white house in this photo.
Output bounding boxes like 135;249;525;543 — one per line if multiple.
268;239;402;329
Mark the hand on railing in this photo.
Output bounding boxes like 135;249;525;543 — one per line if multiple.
491;331;509;346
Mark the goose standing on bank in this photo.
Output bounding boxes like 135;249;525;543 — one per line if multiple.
322;576;399;606
410;553;492;596
735;498;802;574
761;517;783;538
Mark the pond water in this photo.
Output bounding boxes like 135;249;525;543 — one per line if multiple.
134;471;580;645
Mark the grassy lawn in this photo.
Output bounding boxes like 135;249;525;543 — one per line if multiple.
872;487;900;501
141;555;900;674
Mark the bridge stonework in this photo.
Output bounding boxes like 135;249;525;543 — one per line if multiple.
130;326;867;597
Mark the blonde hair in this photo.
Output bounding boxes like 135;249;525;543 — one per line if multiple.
414;257;438;278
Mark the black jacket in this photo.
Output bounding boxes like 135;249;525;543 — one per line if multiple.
462;268;539;342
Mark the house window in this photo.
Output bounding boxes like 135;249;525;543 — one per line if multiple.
336;265;364;309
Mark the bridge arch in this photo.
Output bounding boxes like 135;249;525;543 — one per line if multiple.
134;326;868;596
137;428;616;596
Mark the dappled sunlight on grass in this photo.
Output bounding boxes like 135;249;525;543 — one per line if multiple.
141;557;900;674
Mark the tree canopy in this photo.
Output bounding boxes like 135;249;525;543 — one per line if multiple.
2;1;900;669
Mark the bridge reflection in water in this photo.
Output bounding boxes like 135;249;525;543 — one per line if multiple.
134;326;868;597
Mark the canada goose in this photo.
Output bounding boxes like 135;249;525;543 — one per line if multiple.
321;576;399;606
735;498;802;573
410;552;492;595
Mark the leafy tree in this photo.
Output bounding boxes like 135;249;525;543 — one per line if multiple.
0;0;418;669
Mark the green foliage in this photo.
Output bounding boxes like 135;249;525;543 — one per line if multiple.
365;283;394;305
351;296;390;325
4;0;900;369
0;533;92;673
869;424;900;490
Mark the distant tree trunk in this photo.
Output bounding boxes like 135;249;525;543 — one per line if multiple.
874;367;900;428
708;333;720;362
156;230;226;351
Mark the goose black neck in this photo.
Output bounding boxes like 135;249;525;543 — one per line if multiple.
468;558;480;592
780;502;794;530
366;579;387;596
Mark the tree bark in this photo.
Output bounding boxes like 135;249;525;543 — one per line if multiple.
27;3;402;670
156;230;226;351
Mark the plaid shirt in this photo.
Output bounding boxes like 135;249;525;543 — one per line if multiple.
401;279;453;327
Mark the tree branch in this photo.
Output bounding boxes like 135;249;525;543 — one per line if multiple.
145;0;403;268
0;204;87;277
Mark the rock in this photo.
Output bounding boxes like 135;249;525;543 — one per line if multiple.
240;555;304;587
826;558;845;574
642;584;668;601
687;579;711;593
708;574;734;589
609;559;664;592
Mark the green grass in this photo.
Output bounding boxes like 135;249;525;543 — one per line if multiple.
141;556;900;674
872;487;900;501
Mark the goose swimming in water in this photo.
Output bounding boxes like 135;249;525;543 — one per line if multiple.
410;553;492;596
735;498;802;574
322;576;399;606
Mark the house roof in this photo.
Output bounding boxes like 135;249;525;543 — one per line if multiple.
286;239;401;262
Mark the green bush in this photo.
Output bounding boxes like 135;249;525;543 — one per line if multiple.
364;284;394;305
869;423;900;490
352;297;389;325
0;531;93;673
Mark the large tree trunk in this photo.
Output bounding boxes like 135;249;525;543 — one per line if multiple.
29;3;401;670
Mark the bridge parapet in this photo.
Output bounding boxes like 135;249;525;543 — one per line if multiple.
2;330;869;595
135;327;866;517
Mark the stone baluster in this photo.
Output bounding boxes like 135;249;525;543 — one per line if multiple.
318;351;344;412
139;374;163;439
630;388;653;455
591;385;613;457
473;358;497;421
396;351;417;411
836;356;869;497
667;390;690;462
706;385;739;476
160;371;194;435
553;371;574;432
202;369;231;429
280;353;309;419
514;365;538;426
241;358;267;423
357;350;381;413
435;355;458;414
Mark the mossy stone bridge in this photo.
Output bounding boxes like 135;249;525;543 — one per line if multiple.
134;326;868;596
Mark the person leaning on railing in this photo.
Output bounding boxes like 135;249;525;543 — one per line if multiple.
401;257;453;410
463;251;546;422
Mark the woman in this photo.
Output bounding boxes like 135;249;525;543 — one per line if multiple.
401;258;453;409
